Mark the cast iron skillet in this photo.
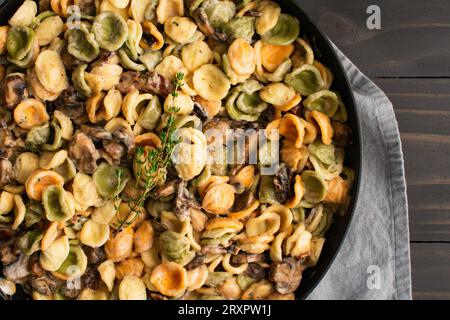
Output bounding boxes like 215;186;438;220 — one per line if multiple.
0;0;362;300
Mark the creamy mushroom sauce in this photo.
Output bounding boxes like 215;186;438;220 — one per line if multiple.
0;0;354;300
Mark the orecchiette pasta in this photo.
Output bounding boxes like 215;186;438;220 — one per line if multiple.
193;64;230;101
39;235;70;271
72;172;103;209
181;40;213;72
97;260;116;292
0;0;355;301
150;261;187;297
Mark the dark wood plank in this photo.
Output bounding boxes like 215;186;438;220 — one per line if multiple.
301;0;450;77
411;243;450;299
375;78;450;242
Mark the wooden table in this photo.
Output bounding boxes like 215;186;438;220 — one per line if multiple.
301;0;450;299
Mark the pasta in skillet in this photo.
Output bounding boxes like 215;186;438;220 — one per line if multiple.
0;0;355;300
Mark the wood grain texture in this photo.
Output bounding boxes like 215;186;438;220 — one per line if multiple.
300;0;450;77
375;79;450;242
411;243;450;299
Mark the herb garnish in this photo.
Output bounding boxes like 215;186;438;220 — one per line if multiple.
114;72;184;233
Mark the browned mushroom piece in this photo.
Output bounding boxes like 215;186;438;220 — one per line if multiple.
332;120;353;148
174;180;201;220
184;254;206;271
103;129;135;166
60;282;81;299
227;244;240;255
38;0;51;12
231;253;266;265
61;46;84;72
0;127;25;161
269;257;304;294
84;246;106;266
76;0;96;16
91;50;118;68
81;124;113;142
0;158;13;188
0;241;18;265
149;292;168;300
232;190;256;212
30;274;61;296
69;131;100;174
117;71;174;96
258;107;275;128
273;163;292;204
3;253;30;282
0;225;15;243
29;254;45;277
193;102;209;122
52;87;88;125
81;268;100;290
201;245;228;255
191;8;227;42
244;10;261;17
244;262;267;281
1;74;29;110
191;8;215;38
153;179;179;199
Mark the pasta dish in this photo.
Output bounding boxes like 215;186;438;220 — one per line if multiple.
0;0;354;300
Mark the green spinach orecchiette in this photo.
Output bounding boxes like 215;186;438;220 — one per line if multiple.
0;0;355;301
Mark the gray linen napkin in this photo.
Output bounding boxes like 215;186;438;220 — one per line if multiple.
307;46;412;300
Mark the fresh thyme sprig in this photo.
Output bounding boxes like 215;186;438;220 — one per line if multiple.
114;72;185;234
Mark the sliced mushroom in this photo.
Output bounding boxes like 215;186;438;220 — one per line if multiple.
244;263;267;281
30;274;61;296
201;245;228;255
184;254;206;271
231;253;266;265
332;120;353;148
61;46;83;72
0;242;18;265
269;257;303;294
38;0;51;12
192;8;215;38
84;246;106;266
174;180;201;220
2;253;30;282
154;179;179;199
0;158;13;188
193;102;209;122
273;164;292;204
91;50;119;68
81;268;100;290
116;71;174;96
60;282;81;299
232;190;256;212
81;124;113;142
0;127;25;161
29;254;45;277
69;131;100;174
149;292;168;300
76;0;96;16
51;86;88;125
0;225;15;243
1;73;29;110
102;129;135;166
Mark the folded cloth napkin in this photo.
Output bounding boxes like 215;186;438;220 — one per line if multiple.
307;45;412;300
